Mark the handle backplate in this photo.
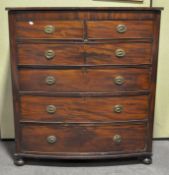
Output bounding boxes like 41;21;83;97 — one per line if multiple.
113;105;123;113
115;49;126;58
116;24;127;33
46;105;57;114
113;135;122;144
114;76;125;85
47;135;57;144
45;76;56;85
44;25;55;34
45;50;56;60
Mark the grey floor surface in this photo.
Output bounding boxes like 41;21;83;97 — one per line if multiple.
0;140;169;175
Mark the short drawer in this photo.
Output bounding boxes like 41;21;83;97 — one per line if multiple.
20;95;149;122
16;20;84;39
86;43;152;65
87;20;153;39
18;68;151;92
21;124;147;154
17;44;84;65
87;68;150;92
19;69;85;92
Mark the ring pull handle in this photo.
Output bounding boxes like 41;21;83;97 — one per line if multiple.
115;49;126;58
45;76;56;85
114;76;125;85
116;24;127;33
46;105;57;114
113;135;122;144
113;105;123;113
47;135;57;144
45;50;56;60
44;25;55;34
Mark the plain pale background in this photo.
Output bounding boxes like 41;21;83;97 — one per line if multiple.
0;0;168;138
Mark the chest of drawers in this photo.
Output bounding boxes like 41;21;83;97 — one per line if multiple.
7;7;162;166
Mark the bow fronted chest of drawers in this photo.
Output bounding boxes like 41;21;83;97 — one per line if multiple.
7;7;162;165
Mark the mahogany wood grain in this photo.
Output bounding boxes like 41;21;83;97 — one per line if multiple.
13;10;156;21
19;69;85;92
7;8;162;163
20;95;149;122
87;68;150;92
18;68;150;92
17;43;84;65
86;42;152;65
21;123;147;154
8;11;21;154
87;21;153;39
17;42;152;66
7;7;163;11
147;11;162;152
16;20;84;39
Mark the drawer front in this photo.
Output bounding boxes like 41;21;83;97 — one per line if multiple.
19;68;150;92
87;68;150;92
16;20;84;39
19;69;86;92
17;42;151;66
86;43;152;65
17;44;84;65
87;21;153;39
21;124;147;154
20;95;149;122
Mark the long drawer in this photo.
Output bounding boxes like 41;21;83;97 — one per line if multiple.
20;95;149;122
21;124;147;154
17;42;152;66
18;68;151;92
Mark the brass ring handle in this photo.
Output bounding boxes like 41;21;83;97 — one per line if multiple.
115;49;126;58
47;135;57;144
113;135;122;144
113;105;123;113
114;76;125;85
116;24;127;33
45;76;56;85
45;50;56;60
44;25;55;34
46;105;57;114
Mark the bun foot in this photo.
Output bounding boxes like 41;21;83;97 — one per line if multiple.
14;154;25;166
14;158;25;166
142;157;152;165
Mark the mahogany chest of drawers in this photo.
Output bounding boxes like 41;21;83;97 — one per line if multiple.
7;7;162;165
